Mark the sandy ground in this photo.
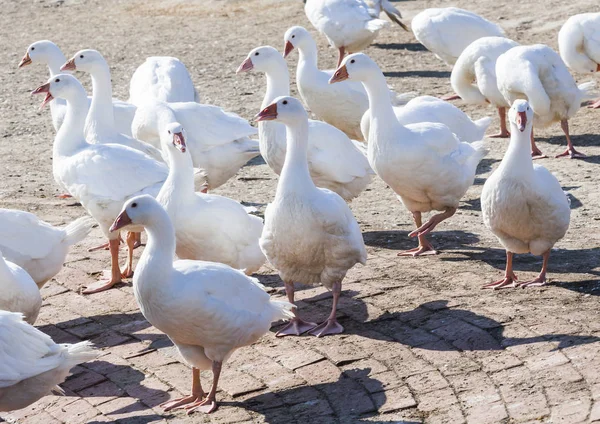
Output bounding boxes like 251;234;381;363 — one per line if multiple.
1;0;600;423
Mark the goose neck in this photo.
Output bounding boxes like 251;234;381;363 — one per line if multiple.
361;73;403;144
297;41;319;71
500;126;534;178
263;63;290;108
86;63;116;136
54;88;90;157
278;118;313;192
46;51;68;77
157;146;196;214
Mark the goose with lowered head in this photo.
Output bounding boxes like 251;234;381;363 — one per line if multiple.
558;13;600;108
331;53;487;255
496;44;595;159
237;46;373;202
109;195;294;414
18;40;136;136
305;0;391;67
450;36;519;138
32;74;168;294
131;100;259;191
0;254;41;325
155;121;265;273
256;96;367;337
412;8;505;66
0;310;98;412
481;100;570;289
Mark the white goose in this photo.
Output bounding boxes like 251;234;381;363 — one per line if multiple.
131;100;259;190
256;96;367;337
496;44;595;159
481;100;570;289
412;8;505;66
155;121;265;273
32;74;168;294
558;13;600;108
0;210;94;288
0;255;41;325
0;310;98;412
283;25;410;141
18;40;136;136
109;195;293;414
128;56;200;106
60;50;163;162
331;53;487;255
451;36;519;138
364;0;408;30
237;46;373;201
305;0;390;67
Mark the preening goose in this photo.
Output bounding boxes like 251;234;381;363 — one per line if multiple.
481;100;570;288
256;96;367;337
109;195;293;414
331;53;487;255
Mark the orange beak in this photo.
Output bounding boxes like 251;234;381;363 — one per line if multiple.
516;111;527;132
60;58;76;72
18;52;32;68
254;103;278;121
283;41;294;58
329;64;349;84
109;210;132;232
31;83;54;110
173;132;186;153
236;57;253;74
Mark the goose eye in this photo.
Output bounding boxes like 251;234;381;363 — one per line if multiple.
168;130;171;134
282;100;288;105
292;35;295;38
255;52;259;56
80;54;84;59
131;202;137;208
55;78;60;82
350;59;355;64
31;47;35;51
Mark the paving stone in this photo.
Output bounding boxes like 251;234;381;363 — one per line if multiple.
464;401;508;424
77;380;126;406
295;360;342;385
406;370;449;394
321;376;376;418
372;385;417;412
63;369;107;392
218;369;267;397
47;398;101;424
550;398;591;423
416;387;459;412
96;397;159;421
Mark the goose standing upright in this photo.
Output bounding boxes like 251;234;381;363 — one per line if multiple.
450;36;519;138
331;53;487;255
32;74;168;294
481;100;570;289
256;96;367;337
18;40;136;136
412;8;505;66
155;121;266;273
237;46;373;201
305;0;391;67
0;210;94;288
558;13;600;108
131;100;259;190
0;311;98;412
496;44;594;159
109;195;294;414
128;56;200;106
0;254;41;325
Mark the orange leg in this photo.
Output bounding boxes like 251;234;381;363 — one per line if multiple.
519;251;550;288
489;107;510;138
82;238;122;294
555;119;586;159
121;232;136;278
276;281;317;337
182;362;221;414
398;211;439;256
337;46;345;68
308;281;344;337
530;127;547;160
160;368;206;411
441;93;461;101
482;251;518;289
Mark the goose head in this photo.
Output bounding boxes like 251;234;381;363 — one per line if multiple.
31;74;83;109
237;46;284;74
329;53;380;84
160;122;187;154
60;49;105;73
255;96;307;124
283;26;312;58
18;40;61;68
508;99;533;133
110;195;161;233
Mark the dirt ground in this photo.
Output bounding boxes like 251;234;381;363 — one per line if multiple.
1;0;600;423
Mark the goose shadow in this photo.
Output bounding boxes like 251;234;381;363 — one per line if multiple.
362;229;480;252
372;42;427;52
537;133;600;149
344;300;600;351
384;70;451;79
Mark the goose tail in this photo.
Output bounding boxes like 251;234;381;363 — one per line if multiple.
62;341;99;368
474;116;493;138
382;0;408;31
63;216;95;247
578;81;597;103
270;300;296;322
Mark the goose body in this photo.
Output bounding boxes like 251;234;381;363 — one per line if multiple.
283;26;409;141
256;96;366;337
238;46;373;201
110;195;293;413
128;56;200;106
156;122;266;274
0;256;41;325
333;53;487;255
305;0;389;66
558;13;600;74
132;100;259;190
0;210;94;288
0;311;98;412
412;8;505;65
361;95;491;143
34;74;168;293
18;40;136;136
496;44;593;158
481;100;570;289
451;36;519;137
